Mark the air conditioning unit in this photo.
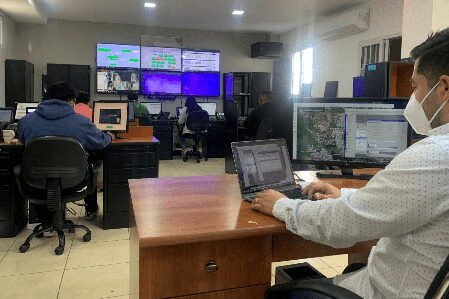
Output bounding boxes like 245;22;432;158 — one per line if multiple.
317;8;370;41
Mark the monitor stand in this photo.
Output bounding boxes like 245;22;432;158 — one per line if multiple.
316;168;373;180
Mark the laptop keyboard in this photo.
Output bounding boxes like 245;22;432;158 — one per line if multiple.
244;187;308;202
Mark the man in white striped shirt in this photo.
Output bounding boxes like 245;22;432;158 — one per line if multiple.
252;28;449;298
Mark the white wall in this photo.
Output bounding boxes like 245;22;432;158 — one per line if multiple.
0;12;16;107
401;0;433;58
15;19;274;114
280;0;404;98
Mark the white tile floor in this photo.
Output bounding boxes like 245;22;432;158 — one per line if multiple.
0;157;347;298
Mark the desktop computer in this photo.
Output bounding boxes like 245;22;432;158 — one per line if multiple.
292;98;411;179
14;102;40;120
93;101;128;133
141;102;162;116
0;108;13;123
198;102;217;116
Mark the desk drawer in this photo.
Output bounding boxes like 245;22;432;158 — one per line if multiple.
109;167;157;183
107;152;156;167
141;236;271;298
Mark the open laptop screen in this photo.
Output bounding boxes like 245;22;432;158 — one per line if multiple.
232;139;295;193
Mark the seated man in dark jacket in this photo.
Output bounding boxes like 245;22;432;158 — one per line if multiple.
18;82;112;221
243;91;274;137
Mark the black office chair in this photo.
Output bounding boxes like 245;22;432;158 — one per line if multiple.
255;117;273;140
14;136;93;255
182;110;209;163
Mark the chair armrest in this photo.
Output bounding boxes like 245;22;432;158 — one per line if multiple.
265;281;363;299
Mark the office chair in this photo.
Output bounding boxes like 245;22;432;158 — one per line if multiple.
14;136;93;255
255;117;273;140
182;110;209;163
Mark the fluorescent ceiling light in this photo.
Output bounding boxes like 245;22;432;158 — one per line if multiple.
144;2;156;8
232;10;245;15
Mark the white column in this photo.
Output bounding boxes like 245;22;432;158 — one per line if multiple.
432;0;449;31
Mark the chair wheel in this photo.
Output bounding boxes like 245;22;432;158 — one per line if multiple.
54;246;64;255
205;157;208;161
19;243;30;253
68;228;75;233
196;158;200;163
83;232;91;242
182;156;188;162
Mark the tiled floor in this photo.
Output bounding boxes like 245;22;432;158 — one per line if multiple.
0;157;347;298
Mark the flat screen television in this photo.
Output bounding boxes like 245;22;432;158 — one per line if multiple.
97;69;140;94
97;43;140;68
141;71;182;95
182;49;220;72
182;72;220;97
141;47;182;71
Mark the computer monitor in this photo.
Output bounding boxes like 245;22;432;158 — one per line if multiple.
140;71;182;95
182;49;220;72
198;102;216;116
0;108;13;123
141;47;182;71
26;107;36;115
96;43;140;68
14;102;40;120
141;102;162;116
182;72;220;96
176;107;183;118
97;69;140;94
292;98;411;179
128;101;135;122
93;101;128;132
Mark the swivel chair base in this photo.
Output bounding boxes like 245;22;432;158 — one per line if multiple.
19;219;91;255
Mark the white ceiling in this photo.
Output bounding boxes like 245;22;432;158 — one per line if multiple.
3;0;369;34
0;0;47;24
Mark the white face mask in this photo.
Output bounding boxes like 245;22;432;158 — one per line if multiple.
404;81;449;135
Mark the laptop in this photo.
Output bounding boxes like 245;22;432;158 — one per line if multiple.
232;139;307;202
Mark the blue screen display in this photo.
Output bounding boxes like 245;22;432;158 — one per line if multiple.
182;73;220;96
141;71;182;95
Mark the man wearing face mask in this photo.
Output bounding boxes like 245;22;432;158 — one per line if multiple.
250;28;449;298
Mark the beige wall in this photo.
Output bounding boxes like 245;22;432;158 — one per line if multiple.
15;19;274;114
401;0;433;58
280;0;404;98
0;12;17;107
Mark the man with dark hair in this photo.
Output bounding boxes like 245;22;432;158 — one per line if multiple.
243;91;274;137
250;28;449;298
74;91;93;120
18;82;112;221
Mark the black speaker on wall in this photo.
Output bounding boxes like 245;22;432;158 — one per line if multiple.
5;59;34;107
47;64;90;94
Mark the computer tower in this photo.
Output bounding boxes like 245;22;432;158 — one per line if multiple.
5;60;34;107
47;63;90;94
364;62;389;98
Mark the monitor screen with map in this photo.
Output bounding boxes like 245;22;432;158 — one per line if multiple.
292;98;411;178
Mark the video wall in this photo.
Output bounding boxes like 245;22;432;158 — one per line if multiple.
96;43;220;97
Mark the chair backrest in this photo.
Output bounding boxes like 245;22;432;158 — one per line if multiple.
186;110;209;133
22;136;87;190
256;117;273;140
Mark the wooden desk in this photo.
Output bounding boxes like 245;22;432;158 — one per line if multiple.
129;171;378;299
0;137;160;234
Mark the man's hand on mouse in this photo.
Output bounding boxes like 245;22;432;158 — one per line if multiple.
251;189;286;216
302;182;341;200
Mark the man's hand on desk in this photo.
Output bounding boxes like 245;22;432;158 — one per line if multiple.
250;189;285;216
302;182;341;200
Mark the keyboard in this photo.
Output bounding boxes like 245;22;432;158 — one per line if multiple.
243;187;308;202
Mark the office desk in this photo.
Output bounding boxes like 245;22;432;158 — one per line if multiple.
129;171;378;299
0;137;160;235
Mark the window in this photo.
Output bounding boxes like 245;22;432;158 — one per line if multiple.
291;47;313;95
359;35;402;75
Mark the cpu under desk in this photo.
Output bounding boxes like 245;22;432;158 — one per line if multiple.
129;170;379;299
0;137;160;235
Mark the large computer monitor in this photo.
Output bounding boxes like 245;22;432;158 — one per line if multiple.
141;102;162;116
198;102;217;116
141;47;182;71
140;71;182;95
0;108;13;123
93;101;128;132
97;69;140;94
14;102;40;120
182;72;220;96
96;43;140;68
292;98;411;179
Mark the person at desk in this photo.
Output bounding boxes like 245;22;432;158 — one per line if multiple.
128;93;150;118
178;96;203;155
74;91;92;121
251;28;449;299
243;91;274;137
18;82;112;221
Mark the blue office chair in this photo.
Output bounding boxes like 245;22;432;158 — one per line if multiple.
14;136;93;255
182;110;209;163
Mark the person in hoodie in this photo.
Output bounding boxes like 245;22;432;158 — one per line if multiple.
18;82;112;222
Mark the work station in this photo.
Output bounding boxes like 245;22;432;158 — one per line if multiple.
1;0;449;298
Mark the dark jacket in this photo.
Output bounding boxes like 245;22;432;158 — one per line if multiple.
243;103;274;136
18;99;111;150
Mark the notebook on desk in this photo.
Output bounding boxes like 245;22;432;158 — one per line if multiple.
231;139;308;202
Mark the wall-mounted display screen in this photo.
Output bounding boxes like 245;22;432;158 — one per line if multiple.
97;43;140;68
141;47;182;71
182;72;220;96
97;69;140;93
182;50;220;72
141;71;182;95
